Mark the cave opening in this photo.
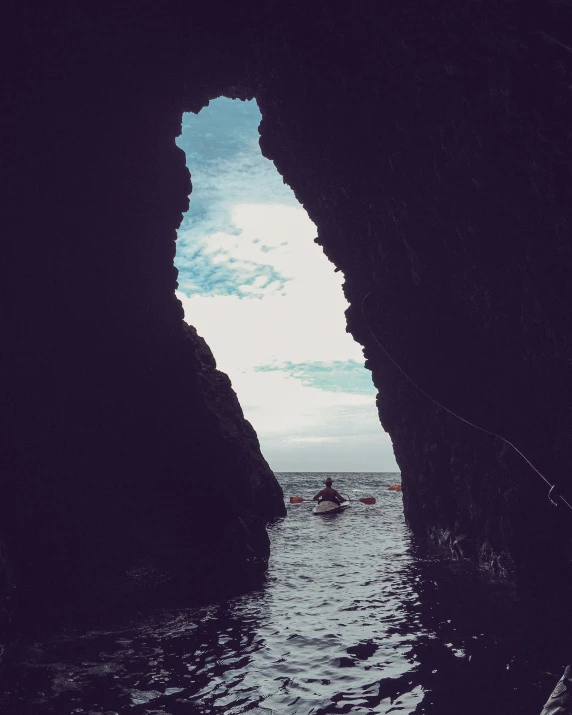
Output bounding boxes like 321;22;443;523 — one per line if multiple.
174;97;397;473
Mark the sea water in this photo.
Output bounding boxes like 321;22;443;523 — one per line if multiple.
0;472;569;714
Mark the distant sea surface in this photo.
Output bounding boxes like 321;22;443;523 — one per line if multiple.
1;472;569;714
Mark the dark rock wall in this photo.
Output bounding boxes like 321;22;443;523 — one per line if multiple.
1;1;284;612
2;0;572;620
271;1;572;578
182;0;572;578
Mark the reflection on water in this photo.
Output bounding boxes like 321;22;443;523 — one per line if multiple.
1;472;570;714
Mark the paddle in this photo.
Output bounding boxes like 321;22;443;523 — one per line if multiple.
289;496;376;505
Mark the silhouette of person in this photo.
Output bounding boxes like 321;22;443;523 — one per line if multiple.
313;477;344;505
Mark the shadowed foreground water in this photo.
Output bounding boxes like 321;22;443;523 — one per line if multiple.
1;473;570;714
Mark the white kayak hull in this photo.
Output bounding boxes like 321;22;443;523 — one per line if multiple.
312;500;350;515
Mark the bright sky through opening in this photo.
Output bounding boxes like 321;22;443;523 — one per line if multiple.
175;98;398;471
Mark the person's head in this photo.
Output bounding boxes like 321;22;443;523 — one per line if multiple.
325;477;333;487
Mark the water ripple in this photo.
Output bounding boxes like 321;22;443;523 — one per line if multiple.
1;472;570;714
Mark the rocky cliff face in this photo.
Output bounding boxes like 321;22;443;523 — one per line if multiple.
2;0;572;622
182;0;572;580
0;2;284;615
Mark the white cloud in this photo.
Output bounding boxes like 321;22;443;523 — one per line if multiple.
175;99;398;472
227;368;373;436
177;203;362;369
284;437;339;444
176;202;398;472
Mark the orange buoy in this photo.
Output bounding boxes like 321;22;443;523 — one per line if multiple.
289;496;305;503
388;484;402;491
360;496;376;505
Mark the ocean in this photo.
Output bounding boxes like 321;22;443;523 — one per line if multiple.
0;472;569;714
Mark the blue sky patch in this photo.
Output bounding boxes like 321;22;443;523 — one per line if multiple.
176;99;296;297
255;361;377;395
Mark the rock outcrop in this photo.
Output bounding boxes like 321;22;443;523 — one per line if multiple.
0;1;284;615
2;0;572;625
186;0;572;581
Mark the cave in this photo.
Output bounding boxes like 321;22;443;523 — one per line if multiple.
2;0;572;640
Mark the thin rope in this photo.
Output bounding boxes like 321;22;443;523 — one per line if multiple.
361;291;572;511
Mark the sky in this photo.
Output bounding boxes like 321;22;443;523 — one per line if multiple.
175;97;398;472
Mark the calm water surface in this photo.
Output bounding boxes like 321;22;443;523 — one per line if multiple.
1;473;569;714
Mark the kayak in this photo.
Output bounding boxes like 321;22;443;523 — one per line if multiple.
312;500;351;515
